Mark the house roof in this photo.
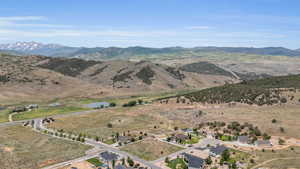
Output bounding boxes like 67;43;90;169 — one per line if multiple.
182;153;204;168
175;134;189;140
237;136;249;143
86;102;110;108
99;151;119;161
209;145;228;155
118;136;131;142
255;140;271;146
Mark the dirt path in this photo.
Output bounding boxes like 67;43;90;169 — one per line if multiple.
8;112;17;122
250;157;300;169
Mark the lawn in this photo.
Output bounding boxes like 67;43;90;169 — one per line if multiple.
0;125;92;169
12;106;90;121
86;157;103;167
167;158;187;169
120;139;183;161
183;136;200;144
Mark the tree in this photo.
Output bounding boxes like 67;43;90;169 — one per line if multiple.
112;160;115;168
165;157;170;163
280;97;287;103
280;127;285;133
138;99;143;105
220;149;230;164
205;156;212;165
127;157;134;167
279;138;285;145
110;102;116;107
272;119;277;123
107;123;113;128
95;136;100;141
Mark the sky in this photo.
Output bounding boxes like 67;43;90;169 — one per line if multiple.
0;0;300;49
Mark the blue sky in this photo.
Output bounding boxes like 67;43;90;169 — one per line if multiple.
0;0;300;48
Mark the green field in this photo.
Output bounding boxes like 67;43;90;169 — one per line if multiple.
0;125;92;169
167;158;187;169
12;106;90;121
86;158;103;167
0;109;9;123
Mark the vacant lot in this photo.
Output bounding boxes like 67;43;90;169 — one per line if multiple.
0;125;91;169
120;138;183;161
12;106;90;121
0;109;9;123
47;105;182;141
250;146;300;169
202;104;300;139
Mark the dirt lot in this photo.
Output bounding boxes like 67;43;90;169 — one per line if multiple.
249;146;300;169
47;105;190;141
0;125;91;169
120;138;183;161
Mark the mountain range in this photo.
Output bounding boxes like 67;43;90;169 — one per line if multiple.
1;42;300;60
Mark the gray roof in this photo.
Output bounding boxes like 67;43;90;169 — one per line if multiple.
86;102;110;108
237;136;249;143
255;140;271;146
182;153;204;168
115;165;127;169
209;145;228;155
99;151;119;161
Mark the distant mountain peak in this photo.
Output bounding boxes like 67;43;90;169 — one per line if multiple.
0;41;64;51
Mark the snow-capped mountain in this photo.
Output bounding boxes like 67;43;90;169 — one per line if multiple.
0;41;80;57
0;41;63;51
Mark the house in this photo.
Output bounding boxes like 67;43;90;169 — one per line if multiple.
181;153;205;169
49;102;61;107
237;136;249;144
255;140;272;147
182;128;194;134
26;104;39;110
86;102;110;109
99;151;119;163
209;145;228;157
117;136;132;144
172;134;189;142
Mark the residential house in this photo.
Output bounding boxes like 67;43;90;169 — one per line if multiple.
237;136;249;144
99;151;120;164
26;104;39;110
255;140;272;147
181;153;205;169
87;102;110;109
182;128;194;134
209;145;228;157
172;134;189;143
117;136;132;144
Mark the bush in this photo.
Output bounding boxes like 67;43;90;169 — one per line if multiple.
109;102;116;107
107;123;113;128
272;119;277;123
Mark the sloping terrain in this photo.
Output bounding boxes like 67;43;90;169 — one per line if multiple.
0;54;105;103
0;53;237;102
179;61;236;78
177;75;300;105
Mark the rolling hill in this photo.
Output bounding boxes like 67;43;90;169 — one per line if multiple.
0;53;238;102
175;75;300;106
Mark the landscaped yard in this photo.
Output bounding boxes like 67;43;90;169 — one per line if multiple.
120;138;183;161
183;136;200;144
86;157;103;167
12;106;90;121
0;125;92;169
167;158;187;169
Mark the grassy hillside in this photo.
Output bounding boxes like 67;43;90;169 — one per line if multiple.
179;61;235;78
181;75;300;105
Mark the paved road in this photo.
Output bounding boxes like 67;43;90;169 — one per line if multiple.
35;119;162;169
0;109;100;127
